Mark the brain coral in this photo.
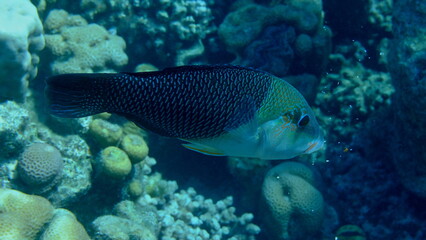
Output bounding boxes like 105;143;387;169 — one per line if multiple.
41;208;90;240
0;188;54;239
44;9;128;74
261;161;324;240
17;142;63;193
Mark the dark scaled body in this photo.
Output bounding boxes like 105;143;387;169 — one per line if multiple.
46;65;273;139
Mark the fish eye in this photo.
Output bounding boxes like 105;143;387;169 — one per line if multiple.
298;114;310;127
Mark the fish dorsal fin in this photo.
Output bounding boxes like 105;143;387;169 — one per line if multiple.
182;142;225;156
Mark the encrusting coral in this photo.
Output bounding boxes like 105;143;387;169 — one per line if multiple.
261;161;324;240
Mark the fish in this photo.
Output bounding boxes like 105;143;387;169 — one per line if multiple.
45;65;324;159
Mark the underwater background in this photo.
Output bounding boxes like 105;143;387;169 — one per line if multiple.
0;0;425;239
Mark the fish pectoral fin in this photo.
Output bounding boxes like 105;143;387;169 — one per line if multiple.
182;143;225;156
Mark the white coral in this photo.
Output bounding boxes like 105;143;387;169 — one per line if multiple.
0;0;45;102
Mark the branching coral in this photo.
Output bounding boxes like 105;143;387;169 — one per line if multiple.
316;41;394;143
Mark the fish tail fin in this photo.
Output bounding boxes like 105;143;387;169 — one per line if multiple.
45;73;114;118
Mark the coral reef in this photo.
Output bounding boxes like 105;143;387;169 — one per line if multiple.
93;156;260;240
0;101;92;207
41;0;215;67
387;0;426;198
0;0;44;102
17;143;63;193
41;208;90;240
261;161;324;240
2;0;423;239
0;188;54;239
316;41;394;143
218;1;331;82
43;9;128;74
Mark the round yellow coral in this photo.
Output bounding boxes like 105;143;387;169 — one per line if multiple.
89;119;123;148
120;134;149;164
261;161;324;240
98;146;132;179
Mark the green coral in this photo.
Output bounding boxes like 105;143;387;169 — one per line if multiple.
120;134;149;164
88;119;123;148
43;9;128;74
98;146;132;179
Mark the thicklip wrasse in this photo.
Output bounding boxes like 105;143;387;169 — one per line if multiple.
46;65;323;159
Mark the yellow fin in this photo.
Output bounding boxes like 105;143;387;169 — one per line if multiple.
182;143;225;156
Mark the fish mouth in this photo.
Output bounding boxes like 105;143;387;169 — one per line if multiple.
304;139;324;154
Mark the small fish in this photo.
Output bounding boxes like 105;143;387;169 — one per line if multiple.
45;65;323;159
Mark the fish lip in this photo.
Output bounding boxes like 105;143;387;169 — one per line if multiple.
304;138;324;154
